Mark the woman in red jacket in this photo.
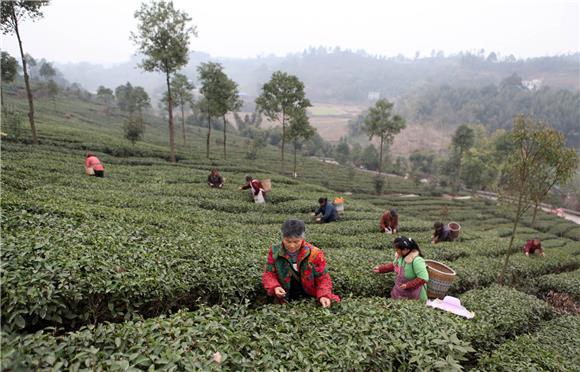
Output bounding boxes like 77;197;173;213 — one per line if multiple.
379;209;398;234
239;175;265;203
262;219;340;308
523;238;545;257
85;152;105;178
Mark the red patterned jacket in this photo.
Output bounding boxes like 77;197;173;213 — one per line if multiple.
262;241;340;303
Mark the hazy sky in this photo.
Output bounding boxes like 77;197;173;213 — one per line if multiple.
1;0;579;65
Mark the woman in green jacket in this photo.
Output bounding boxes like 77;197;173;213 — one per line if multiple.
373;236;429;301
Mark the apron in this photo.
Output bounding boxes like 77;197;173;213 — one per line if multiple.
253;191;265;204
390;261;422;300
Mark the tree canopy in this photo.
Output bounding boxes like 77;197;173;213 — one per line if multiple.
363;99;406;174
255;71;311;173
131;0;197;163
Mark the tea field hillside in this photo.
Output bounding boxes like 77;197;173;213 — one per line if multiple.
1;93;580;370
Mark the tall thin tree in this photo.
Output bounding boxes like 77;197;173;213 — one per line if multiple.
131;0;197;163
220;77;242;160
1;1;50;144
287;108;316;177
170;73;194;146
497;115;578;285
451;124;475;191
255;71;311;174
197;62;225;159
362;99;406;175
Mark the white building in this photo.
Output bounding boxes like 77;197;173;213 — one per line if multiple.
522;79;543;91
367;91;380;100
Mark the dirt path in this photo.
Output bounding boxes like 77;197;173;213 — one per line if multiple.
475;191;580;225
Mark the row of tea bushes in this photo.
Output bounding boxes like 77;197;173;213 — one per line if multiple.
534;269;580;301
1;286;553;371
4;194;577;333
477;316;580;371
449;248;580;294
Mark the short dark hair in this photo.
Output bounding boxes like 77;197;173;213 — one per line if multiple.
434;222;444;230
318;197;327;204
245;175;252;182
282;219;306;238
390;209;397;218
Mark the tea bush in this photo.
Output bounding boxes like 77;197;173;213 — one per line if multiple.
477;316;580;371
1;286;552;371
459;285;553;355
535;269;580;301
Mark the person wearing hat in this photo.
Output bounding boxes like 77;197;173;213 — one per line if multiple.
262;219;341;307
207;168;224;188
431;222;454;244
85;152;105;178
372;236;429;301
379;209;398;234
313;197;338;223
239;175;265;203
523;238;545;257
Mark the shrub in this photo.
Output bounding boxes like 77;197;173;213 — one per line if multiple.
1;286;551;371
535;269;580;301
460;285;553;355
477;316;580;371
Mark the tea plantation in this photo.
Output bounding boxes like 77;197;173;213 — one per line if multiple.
2;95;580;370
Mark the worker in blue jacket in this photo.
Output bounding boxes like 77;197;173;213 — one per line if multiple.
313;197;338;223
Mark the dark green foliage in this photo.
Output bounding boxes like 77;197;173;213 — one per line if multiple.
0;286;552;371
1;51;18;83
535;269;580;301
114;82;150;114
1;105;24;137
124;114;145;145
478;316;580;371
362;99;405;174
255;70;311;173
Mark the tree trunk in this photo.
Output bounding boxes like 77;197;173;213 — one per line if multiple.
281;112;286;174
206;102;211;159
294;140;298;177
531;201;539;228
13;8;37;144
223;115;227;160
378;135;384;175
180;102;186;146
455;149;463;193
498;194;523;285
165;73;176;163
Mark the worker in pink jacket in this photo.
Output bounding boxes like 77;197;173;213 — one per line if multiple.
85;152;105;178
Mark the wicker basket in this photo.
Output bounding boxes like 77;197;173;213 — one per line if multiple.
425;260;456;299
261;179;272;192
448;222;461;240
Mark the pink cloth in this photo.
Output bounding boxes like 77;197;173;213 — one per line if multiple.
85;156;104;171
427;296;475;319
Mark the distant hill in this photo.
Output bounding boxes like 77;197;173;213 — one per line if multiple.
55;49;580;105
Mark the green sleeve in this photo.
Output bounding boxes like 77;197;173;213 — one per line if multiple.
412;257;429;281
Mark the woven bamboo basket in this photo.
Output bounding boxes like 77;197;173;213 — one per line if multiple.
261;179;272;192
425;260;456;299
448;222;461;240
